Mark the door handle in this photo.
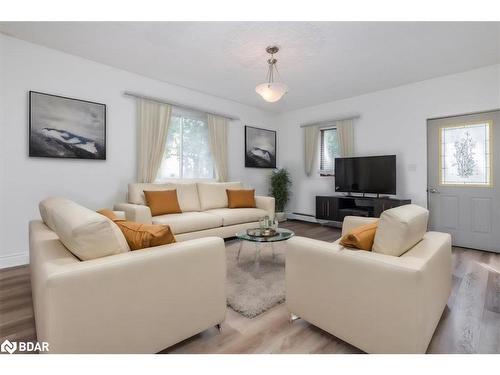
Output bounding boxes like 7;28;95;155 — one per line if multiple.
428;188;440;194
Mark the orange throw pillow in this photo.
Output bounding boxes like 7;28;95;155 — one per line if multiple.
143;189;182;216
340;221;379;251
97;209;119;221
97;209;176;250
226;189;256;208
115;221;176;250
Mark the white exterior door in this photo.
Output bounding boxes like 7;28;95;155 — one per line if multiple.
427;110;500;253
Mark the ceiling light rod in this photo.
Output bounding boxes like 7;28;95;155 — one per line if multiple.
255;45;289;103
265;46;279;84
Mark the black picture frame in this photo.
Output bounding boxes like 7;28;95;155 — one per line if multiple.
244;125;277;168
29;91;107;160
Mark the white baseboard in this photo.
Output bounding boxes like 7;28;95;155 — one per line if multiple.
0;252;29;269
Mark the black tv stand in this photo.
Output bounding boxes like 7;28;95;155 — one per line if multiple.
316;195;411;223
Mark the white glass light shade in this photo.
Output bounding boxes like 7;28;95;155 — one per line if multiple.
255;82;289;103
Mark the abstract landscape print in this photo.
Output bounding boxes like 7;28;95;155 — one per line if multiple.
29;91;106;160
245;125;276;168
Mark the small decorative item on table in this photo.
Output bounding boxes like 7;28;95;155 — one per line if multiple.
270;217;279;231
246;227;277;237
259;215;278;230
259;216;269;229
252;215;278;237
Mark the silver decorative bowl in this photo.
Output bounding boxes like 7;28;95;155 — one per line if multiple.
246;228;277;237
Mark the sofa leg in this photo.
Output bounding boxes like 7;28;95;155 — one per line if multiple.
289;313;300;323
216;323;222;332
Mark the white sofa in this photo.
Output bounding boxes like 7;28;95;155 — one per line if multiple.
114;181;275;241
286;205;452;354
30;198;226;353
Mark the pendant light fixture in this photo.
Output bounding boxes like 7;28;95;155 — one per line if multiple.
255;46;288;103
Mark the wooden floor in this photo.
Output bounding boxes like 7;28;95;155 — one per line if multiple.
1;220;499;353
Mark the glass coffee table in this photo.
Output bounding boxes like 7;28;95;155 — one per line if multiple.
235;228;295;264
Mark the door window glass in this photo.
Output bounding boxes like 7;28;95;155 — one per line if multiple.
440;122;491;186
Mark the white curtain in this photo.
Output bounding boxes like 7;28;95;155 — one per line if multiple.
207;114;229;182
336;118;354;157
304;126;320;176
137;98;172;183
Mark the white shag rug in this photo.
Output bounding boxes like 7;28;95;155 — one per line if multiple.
225;239;286;318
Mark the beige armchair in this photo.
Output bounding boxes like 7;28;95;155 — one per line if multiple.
30;198;226;353
286;205;452;353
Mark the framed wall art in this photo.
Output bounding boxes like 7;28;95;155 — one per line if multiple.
244;125;276;168
29;91;106;160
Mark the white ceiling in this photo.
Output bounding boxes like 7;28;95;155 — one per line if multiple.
1;22;499;113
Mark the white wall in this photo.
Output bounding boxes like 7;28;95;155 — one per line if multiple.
276;64;500;217
2;33;499;269
0;34;278;268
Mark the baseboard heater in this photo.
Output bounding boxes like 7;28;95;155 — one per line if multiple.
290;212;342;228
292;212;315;218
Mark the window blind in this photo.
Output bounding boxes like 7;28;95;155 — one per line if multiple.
319;127;340;176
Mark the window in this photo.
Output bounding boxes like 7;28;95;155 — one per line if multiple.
156;108;214;180
440;122;491;186
319;127;340;176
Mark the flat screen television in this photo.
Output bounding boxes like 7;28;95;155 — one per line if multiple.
334;155;396;195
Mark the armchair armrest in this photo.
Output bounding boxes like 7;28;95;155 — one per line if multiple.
255;196;275;218
37;237;226;353
113;203;152;224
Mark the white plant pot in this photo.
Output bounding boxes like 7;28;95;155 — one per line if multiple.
276;212;287;222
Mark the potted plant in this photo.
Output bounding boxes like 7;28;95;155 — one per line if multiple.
270;168;292;222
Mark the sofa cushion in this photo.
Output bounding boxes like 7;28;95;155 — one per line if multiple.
144;189;182;216
42;198;130;261
39;197;73;232
197;182;242;211
128;182;201;212
372;204;429;257
152;212;223;234
167;183;201;212
205;208;268;226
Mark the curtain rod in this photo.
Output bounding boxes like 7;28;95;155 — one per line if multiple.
300;114;360;128
123;91;240;121
427;108;500;121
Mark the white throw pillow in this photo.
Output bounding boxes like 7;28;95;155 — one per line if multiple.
372;204;429;257
197;182;242;211
40;198;130;261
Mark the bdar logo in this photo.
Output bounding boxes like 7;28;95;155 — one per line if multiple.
1;339;17;354
0;340;49;353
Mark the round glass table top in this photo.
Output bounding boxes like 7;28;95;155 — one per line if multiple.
235;228;295;243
